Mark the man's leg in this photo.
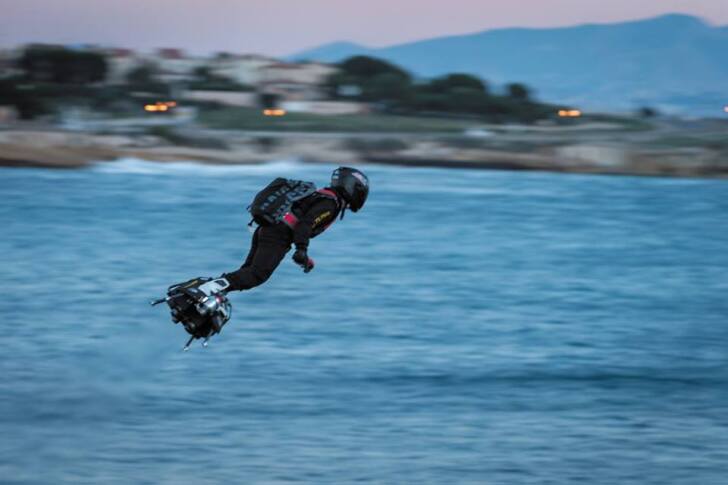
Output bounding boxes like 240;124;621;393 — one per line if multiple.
223;225;291;291
240;227;261;269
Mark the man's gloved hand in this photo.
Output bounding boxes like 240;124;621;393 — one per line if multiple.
197;277;231;296
292;248;315;273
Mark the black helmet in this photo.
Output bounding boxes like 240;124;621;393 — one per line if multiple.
331;167;369;213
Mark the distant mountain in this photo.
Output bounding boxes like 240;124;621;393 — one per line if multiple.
293;41;371;62
289;14;728;114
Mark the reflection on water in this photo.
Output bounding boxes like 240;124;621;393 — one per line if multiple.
1;160;727;484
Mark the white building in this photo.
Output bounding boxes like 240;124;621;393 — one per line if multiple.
261;62;338;87
104;48;146;84
183;90;258;107
209;53;277;86
151;48;209;84
259;62;339;101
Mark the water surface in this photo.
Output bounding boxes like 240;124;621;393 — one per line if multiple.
1;160;727;484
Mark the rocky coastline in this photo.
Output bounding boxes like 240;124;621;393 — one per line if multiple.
1;124;727;178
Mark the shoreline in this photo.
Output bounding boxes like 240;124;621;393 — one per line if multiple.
1;126;727;179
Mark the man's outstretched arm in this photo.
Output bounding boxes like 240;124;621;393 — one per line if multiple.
292;198;339;250
291;198;338;272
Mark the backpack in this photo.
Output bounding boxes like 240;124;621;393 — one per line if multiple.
248;178;319;226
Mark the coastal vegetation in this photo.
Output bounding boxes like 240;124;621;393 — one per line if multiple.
2;45;725;178
2;46;560;126
326;56;554;122
18;45;107;84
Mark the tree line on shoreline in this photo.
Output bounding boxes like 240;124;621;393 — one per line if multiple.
326;56;553;122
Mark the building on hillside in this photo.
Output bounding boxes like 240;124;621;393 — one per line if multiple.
104;48;146;84
261;62;338;87
208;53;278;86
259;62;339;101
183;90;258;107
151;48;208;83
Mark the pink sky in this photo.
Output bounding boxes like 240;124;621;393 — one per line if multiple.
2;0;727;56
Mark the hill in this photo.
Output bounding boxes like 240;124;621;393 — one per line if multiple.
290;14;728;114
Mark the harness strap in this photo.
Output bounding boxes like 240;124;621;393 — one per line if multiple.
317;188;339;202
282;189;340;230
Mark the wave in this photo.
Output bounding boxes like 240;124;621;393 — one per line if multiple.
90;157;326;176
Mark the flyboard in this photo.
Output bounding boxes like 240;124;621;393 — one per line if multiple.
151;277;232;351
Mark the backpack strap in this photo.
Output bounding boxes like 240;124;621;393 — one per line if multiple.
282;189;341;231
315;188;342;230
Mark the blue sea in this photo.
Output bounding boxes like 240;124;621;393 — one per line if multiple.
1;159;727;484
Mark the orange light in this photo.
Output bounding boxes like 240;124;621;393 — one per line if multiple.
146;102;176;113
263;109;273;116
558;109;582;118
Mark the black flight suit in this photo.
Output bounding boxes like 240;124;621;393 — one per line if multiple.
223;190;341;291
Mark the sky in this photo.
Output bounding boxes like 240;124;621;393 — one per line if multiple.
2;0;727;57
